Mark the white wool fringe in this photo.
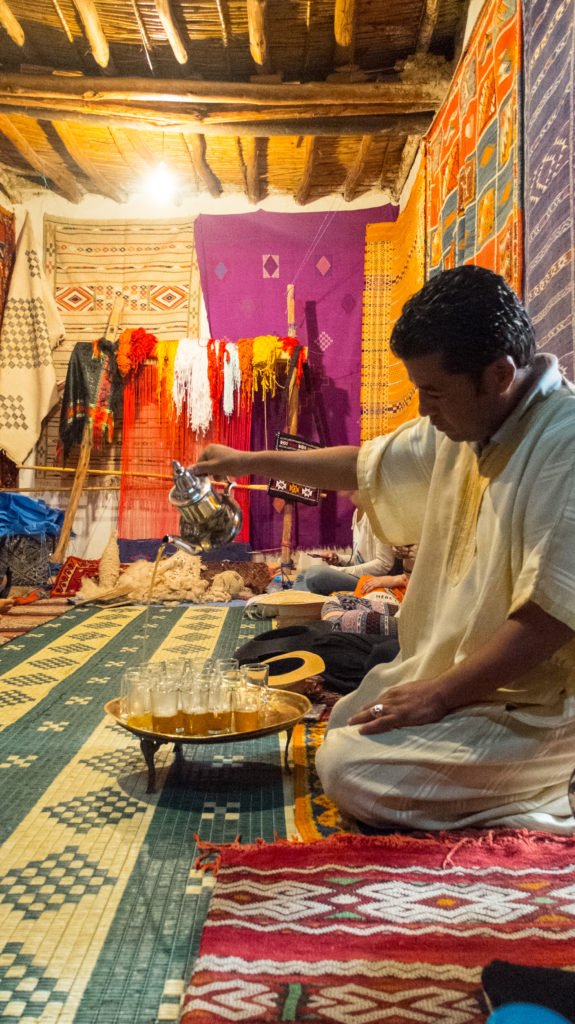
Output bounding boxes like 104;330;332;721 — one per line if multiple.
223;342;241;417
173;337;213;435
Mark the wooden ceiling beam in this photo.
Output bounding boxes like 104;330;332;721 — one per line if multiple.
0;0;24;47
247;0;272;73
155;0;188;65
295;135;317;205
0;113;84;202
130;0;154;72
71;0;109;68
343;133;372;201
183;134;222;197
0;101;434;138
52;120;127;202
215;0;232;75
334;0;356;66
0;72;448;109
243;135;265;202
416;0;440;52
392;132;420;199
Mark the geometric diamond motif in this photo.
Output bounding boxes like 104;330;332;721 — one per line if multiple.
79;749;143;776
0;393;28;431
0;753;38;769
0;298;52;368
0;689;32;710
0;942;67;1015
262;254;280;279
150;284;187;311
214;261;228;281
313;331;334;352
8;672;55;688
315;255;332;276
42;786;145;832
341;293;356;314
0;846;116;919
56;285;94;312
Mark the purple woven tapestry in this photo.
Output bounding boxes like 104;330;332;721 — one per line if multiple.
195;205;397;551
523;0;575;380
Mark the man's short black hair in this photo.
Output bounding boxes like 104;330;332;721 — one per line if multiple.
390;266;536;379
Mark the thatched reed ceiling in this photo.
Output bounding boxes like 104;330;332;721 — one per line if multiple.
0;1;468;205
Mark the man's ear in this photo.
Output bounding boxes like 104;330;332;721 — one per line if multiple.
484;355;516;395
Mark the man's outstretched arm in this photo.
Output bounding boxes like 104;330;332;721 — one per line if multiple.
193;443;360;491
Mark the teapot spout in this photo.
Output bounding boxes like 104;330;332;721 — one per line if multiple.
162;535;202;556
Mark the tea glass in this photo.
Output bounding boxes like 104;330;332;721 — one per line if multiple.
240;663;269;690
233;685;261;733
150;678;182;734
206;680;233;735
121;667;152;730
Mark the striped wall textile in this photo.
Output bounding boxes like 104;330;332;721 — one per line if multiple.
117;355;252;543
182;831;575;1024
39;217;202;502
194;206;397;552
426;0;523;294
523;0;575;380
360;166;424;442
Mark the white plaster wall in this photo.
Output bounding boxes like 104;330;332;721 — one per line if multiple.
11;182;394;558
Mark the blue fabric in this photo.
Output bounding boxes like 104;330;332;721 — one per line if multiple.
0;493;64;538
488;1006;570;1024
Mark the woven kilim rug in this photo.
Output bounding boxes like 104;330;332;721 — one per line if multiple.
0;596;70;644
182;831;575;1024
0;604;295;1024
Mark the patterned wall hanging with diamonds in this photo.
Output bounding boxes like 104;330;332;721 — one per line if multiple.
194;205;397;551
523;0;575;380
426;0;523;294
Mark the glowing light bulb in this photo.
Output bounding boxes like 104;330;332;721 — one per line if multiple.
142;160;178;203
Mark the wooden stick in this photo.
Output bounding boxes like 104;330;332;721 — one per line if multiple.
71;0;109;68
17;463;275;492
280;283;298;567
0;114;84;204
154;0;188;64
0;0;24;47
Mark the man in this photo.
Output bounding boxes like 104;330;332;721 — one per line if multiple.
194;266;575;832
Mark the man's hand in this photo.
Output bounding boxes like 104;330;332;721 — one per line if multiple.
348;678;449;735
192;444;244;478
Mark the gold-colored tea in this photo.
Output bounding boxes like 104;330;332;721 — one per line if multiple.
234;709;260;732
152;712;181;734
207;709;232;733
128;712;153;730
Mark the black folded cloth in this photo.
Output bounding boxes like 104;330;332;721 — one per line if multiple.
482;960;575;1021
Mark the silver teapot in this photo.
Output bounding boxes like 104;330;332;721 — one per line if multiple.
163;460;242;555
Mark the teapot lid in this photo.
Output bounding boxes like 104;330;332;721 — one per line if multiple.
171;460;211;502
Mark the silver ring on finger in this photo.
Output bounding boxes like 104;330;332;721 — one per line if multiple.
370;703;384;719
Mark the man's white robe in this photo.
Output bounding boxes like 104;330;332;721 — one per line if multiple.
317;355;575;832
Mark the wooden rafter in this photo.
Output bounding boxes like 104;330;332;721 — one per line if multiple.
343;133;372;201
334;0;356;66
416;0;440;52
294;136;317;205
52;120;127;202
247;0;272;72
236;136;248;195
243;136;265;203
0;0;24;47
154;0;188;65
214;0;232;75
71;0;109;68
0;114;83;202
130;0;154;72
0;165;22;203
183;134;222;197
392;132;420;199
0;74;447;110
52;0;75;43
